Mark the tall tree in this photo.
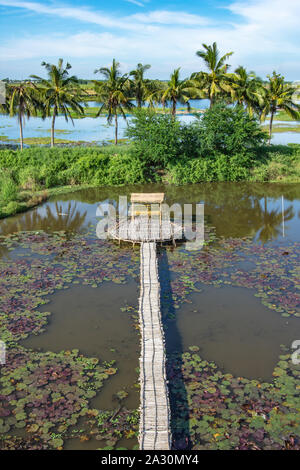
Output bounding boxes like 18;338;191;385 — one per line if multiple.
94;59;134;144
129;63;151;108
193;42;234;107
233;66;264;117
161;68;196;116
7;82;41;150
31;59;84;147
261;71;300;144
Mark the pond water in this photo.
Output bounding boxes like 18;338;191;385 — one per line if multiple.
0;182;299;450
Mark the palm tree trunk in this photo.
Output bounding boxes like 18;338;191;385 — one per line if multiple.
19;114;24;151
115;113;118;145
51;107;57;148
172;98;176;117
268;111;274;145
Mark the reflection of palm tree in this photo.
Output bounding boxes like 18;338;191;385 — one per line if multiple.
0;244;9;259
0;202;87;236
256;197;294;243
45;202;88;233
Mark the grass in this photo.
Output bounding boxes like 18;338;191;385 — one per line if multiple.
251;144;300;182
273;110;300;122
262;124;300;133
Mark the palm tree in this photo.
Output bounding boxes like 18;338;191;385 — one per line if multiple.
129;63;151;108
144;79;167;109
193;42;234;107
233;66;264;117
161;68;196;116
31;59;84;147
260;72;300;144
94;59;134;144
7;82;41;150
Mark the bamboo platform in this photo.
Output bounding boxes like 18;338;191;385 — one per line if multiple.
138;242;171;450
107;216;182;244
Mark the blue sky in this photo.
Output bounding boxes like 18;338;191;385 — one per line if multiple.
0;0;299;80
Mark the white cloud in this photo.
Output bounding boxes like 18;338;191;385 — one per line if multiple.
0;0;300;79
228;0;300;29
0;1;208;30
125;0;145;7
0;0;148;31
130;10;211;25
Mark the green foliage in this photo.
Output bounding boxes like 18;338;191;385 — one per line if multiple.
0;175;18;202
0;145;147;190
251;144;300;182
195;103;267;156
168;153;251;183
126;109;182;166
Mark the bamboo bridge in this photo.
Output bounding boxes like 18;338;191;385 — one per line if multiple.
108;193;182;450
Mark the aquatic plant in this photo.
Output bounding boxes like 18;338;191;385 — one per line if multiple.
168;346;300;450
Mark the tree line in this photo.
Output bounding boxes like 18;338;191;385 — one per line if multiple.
1;42;299;149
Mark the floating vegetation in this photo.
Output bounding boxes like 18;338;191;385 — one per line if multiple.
0;228;299;449
0;231;140;449
168;346;300;450
0;347;114;449
165;237;300;317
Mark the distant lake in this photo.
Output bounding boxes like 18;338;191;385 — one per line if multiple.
0;98;299;146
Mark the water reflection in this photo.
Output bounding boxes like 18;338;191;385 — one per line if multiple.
0;183;299;243
255;196;294;243
0;201;88;236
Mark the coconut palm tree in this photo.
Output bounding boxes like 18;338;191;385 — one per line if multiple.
144;79;168;109
233;66;264;117
7;82;41;150
260;72;300;144
94;59;134;144
193;42;235;107
31;59;84;147
160;68;197;116
129;63;151;108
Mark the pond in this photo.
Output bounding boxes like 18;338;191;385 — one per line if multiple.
0;183;299;450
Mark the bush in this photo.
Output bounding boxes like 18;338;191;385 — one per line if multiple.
18;166;42;190
126;109;182;166
0;176;18;203
168;152;252;183
195;103;268;157
100;154;147;185
251;148;300;182
4;200;20;215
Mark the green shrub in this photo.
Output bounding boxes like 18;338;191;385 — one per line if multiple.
126;109;182;166
195;103;268;157
18;166;42;190
0;176;18;203
168;152;252;184
104;155;147;185
4;200;20;215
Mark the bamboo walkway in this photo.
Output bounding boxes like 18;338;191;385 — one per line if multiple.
138;242;171;450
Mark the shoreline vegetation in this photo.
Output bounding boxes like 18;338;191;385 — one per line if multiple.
1;142;300;220
1;42;300;219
